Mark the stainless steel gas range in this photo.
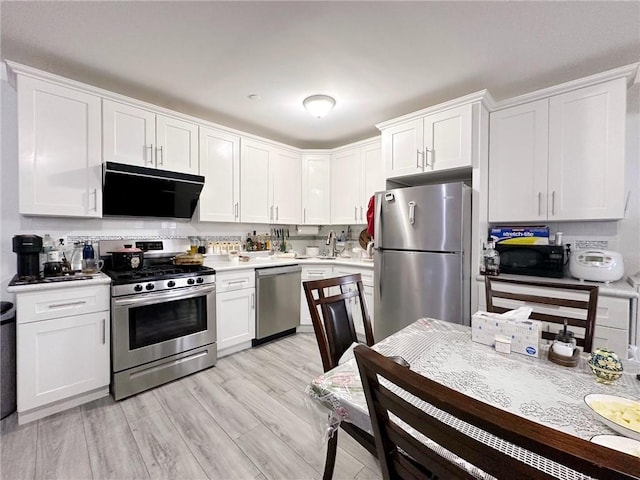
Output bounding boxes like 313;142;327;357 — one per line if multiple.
100;239;216;400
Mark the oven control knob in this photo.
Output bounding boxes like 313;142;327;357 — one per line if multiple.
145;283;155;291
187;278;195;285
196;277;204;284
134;284;143;292
167;280;176;288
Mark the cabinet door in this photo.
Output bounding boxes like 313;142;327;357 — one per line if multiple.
18;311;109;411
271;148;301;225
359;141;384;223
382;119;424;178
216;289;255;353
17;76;102;217
301;154;331;224
330;148;361;224
301;267;333;326
424;104;472;172
102;100;156;168
240;139;271;223
198;127;240;222
548;79;626;220
156;115;199;174
488;100;549;222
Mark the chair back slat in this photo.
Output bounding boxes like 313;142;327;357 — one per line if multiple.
354;344;636;480
485;277;599;353
303;273;375;371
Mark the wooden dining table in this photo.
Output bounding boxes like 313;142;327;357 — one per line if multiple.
306;318;640;479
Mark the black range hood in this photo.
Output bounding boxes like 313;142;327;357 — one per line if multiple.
103;162;205;219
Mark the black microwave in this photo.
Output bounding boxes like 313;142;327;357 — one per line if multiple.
495;244;565;278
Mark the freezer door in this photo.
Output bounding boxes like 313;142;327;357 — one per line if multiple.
374;250;469;341
376;182;468;252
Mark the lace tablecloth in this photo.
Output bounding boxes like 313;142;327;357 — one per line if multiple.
306;318;640;479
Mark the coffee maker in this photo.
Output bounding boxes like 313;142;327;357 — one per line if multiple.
13;235;43;280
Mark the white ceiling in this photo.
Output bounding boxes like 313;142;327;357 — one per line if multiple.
2;1;639;149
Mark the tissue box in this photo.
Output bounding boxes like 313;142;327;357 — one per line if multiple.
471;311;542;357
490;227;549;245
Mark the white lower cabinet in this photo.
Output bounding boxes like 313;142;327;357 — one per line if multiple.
216;270;256;356
300;266;334;327
15;284;110;423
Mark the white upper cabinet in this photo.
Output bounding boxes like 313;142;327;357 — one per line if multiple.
301;154;331;224
380;102;475;179
240;138;271;223
17;75;102;217
488;99;549;222
240;138;301;224
271;148;302;225
547;80;626;221
198;127;240;222
360;141;384;210
330;138;383;225
103;99;199;175
489;78;627;222
331;147;363;224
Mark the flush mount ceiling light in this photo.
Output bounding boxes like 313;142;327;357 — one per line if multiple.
303;94;336;118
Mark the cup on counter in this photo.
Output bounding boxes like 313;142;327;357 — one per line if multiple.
352;247;363;260
82;258;104;274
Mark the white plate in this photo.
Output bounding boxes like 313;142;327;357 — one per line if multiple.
590;435;640;457
584;394;640;441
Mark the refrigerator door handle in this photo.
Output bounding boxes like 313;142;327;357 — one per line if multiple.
408;201;416;225
375;193;383;245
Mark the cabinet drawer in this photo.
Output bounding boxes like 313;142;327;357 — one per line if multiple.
593;324;628;355
16;285;109;324
302;266;333;280
333;266;374;286
216;270;255;292
595;295;629;329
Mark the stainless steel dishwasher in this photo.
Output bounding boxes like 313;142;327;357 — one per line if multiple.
253;265;302;346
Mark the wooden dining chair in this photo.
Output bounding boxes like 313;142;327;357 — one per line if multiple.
484;276;599;352
303;274;377;480
353;344;636;480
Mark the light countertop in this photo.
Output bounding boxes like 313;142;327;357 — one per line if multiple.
7;272;112;293
205;255;374;272
475;273;638;299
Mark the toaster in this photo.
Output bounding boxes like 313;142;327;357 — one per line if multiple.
569;249;624;283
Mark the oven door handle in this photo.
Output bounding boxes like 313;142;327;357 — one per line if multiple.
113;284;216;307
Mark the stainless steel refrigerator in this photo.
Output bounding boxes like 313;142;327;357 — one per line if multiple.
373;182;471;340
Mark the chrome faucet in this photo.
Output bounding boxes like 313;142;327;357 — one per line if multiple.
326;230;336;257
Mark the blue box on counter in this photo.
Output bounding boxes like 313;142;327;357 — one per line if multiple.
490;227;549;245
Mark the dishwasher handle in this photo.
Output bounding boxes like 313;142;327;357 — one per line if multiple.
255;265;302;278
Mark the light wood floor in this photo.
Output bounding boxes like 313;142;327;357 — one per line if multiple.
0;333;380;480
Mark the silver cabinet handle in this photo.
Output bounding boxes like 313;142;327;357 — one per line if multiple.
227;279;247;286
408;201;416;225
270;205;274;222
303;207;306;223
416;149;424;169
90;188;98;212
234;202;239;219
360;206;364;222
251;293;255;309
49;300;87;309
276;205;279;221
425;147;433;169
355;206;358;222
102;318;106;345
552;191;556;215
147;144;154;165
538;192;542;216
156;145;164;166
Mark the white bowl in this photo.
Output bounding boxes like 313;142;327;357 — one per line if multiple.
590;434;640;457
584;394;640;441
